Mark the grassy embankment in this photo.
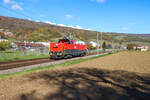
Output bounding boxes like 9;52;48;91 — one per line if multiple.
0;50;105;62
0;50;49;62
0;52;114;78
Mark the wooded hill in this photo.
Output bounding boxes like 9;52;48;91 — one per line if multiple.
0;16;150;44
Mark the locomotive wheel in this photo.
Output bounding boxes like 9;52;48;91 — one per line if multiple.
64;54;72;59
80;53;84;57
64;55;68;59
80;53;86;57
68;55;72;59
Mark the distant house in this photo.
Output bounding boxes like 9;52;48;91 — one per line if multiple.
0;36;8;42
35;42;50;47
76;41;86;45
0;29;13;36
90;41;97;47
14;42;45;49
137;46;149;51
148;46;150;51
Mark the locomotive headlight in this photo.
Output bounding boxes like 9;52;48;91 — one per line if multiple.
57;52;60;55
57;52;62;55
59;53;62;55
49;52;52;55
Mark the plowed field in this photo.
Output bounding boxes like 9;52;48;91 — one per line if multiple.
0;51;150;100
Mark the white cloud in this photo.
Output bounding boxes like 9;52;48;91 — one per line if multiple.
45;22;82;29
45;21;51;24
19;2;23;5
3;0;13;4
96;0;105;3
67;25;83;29
121;23;136;31
68;25;73;28
51;23;56;25
45;21;56;25
86;28;93;31
35;20;40;22
28;18;32;21
3;0;23;10
90;0;106;3
65;14;73;19
57;24;66;27
40;14;45;17
75;25;82;29
12;4;23;10
3;0;10;4
90;0;94;2
121;27;129;31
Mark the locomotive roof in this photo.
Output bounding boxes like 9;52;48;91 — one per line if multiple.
59;38;74;41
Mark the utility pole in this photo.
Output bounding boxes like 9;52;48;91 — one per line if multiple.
112;40;114;52
101;31;103;50
69;33;71;39
97;32;99;54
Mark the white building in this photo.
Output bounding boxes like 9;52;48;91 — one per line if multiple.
137;46;149;51
76;41;85;45
0;29;13;36
90;41;97;47
35;42;50;47
0;36;8;42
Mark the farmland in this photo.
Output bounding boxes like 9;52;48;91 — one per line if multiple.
0;51;150;100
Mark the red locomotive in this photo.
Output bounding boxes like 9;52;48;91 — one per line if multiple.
49;38;87;59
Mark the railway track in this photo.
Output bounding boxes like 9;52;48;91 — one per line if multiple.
0;53;105;71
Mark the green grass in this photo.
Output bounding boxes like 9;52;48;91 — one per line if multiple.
0;52;114;78
87;50;104;54
0;50;49;62
0;50;104;62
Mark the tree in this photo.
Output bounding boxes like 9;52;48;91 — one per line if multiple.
102;41;107;51
0;41;11;51
127;43;137;50
0;32;5;36
107;44;112;49
119;40;123;49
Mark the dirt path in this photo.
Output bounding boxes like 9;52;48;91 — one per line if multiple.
0;51;150;100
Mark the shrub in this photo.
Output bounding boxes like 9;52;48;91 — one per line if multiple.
102;41;107;51
0;41;11;51
87;43;96;50
127;43;137;50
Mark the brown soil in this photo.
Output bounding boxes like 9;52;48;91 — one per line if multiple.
0;51;150;100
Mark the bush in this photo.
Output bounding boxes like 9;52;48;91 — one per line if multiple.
102;41;107;51
87;43;96;50
127;43;137;50
0;41;11;51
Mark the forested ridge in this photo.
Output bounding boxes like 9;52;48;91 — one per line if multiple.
0;16;150;43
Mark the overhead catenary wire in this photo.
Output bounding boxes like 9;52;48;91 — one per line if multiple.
0;4;35;20
0;4;38;46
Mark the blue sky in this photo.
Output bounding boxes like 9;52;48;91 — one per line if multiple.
0;0;150;34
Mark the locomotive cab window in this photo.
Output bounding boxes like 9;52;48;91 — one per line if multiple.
70;41;73;44
59;39;70;44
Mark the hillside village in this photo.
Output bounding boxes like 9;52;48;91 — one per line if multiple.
0;16;150;52
0;28;149;52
